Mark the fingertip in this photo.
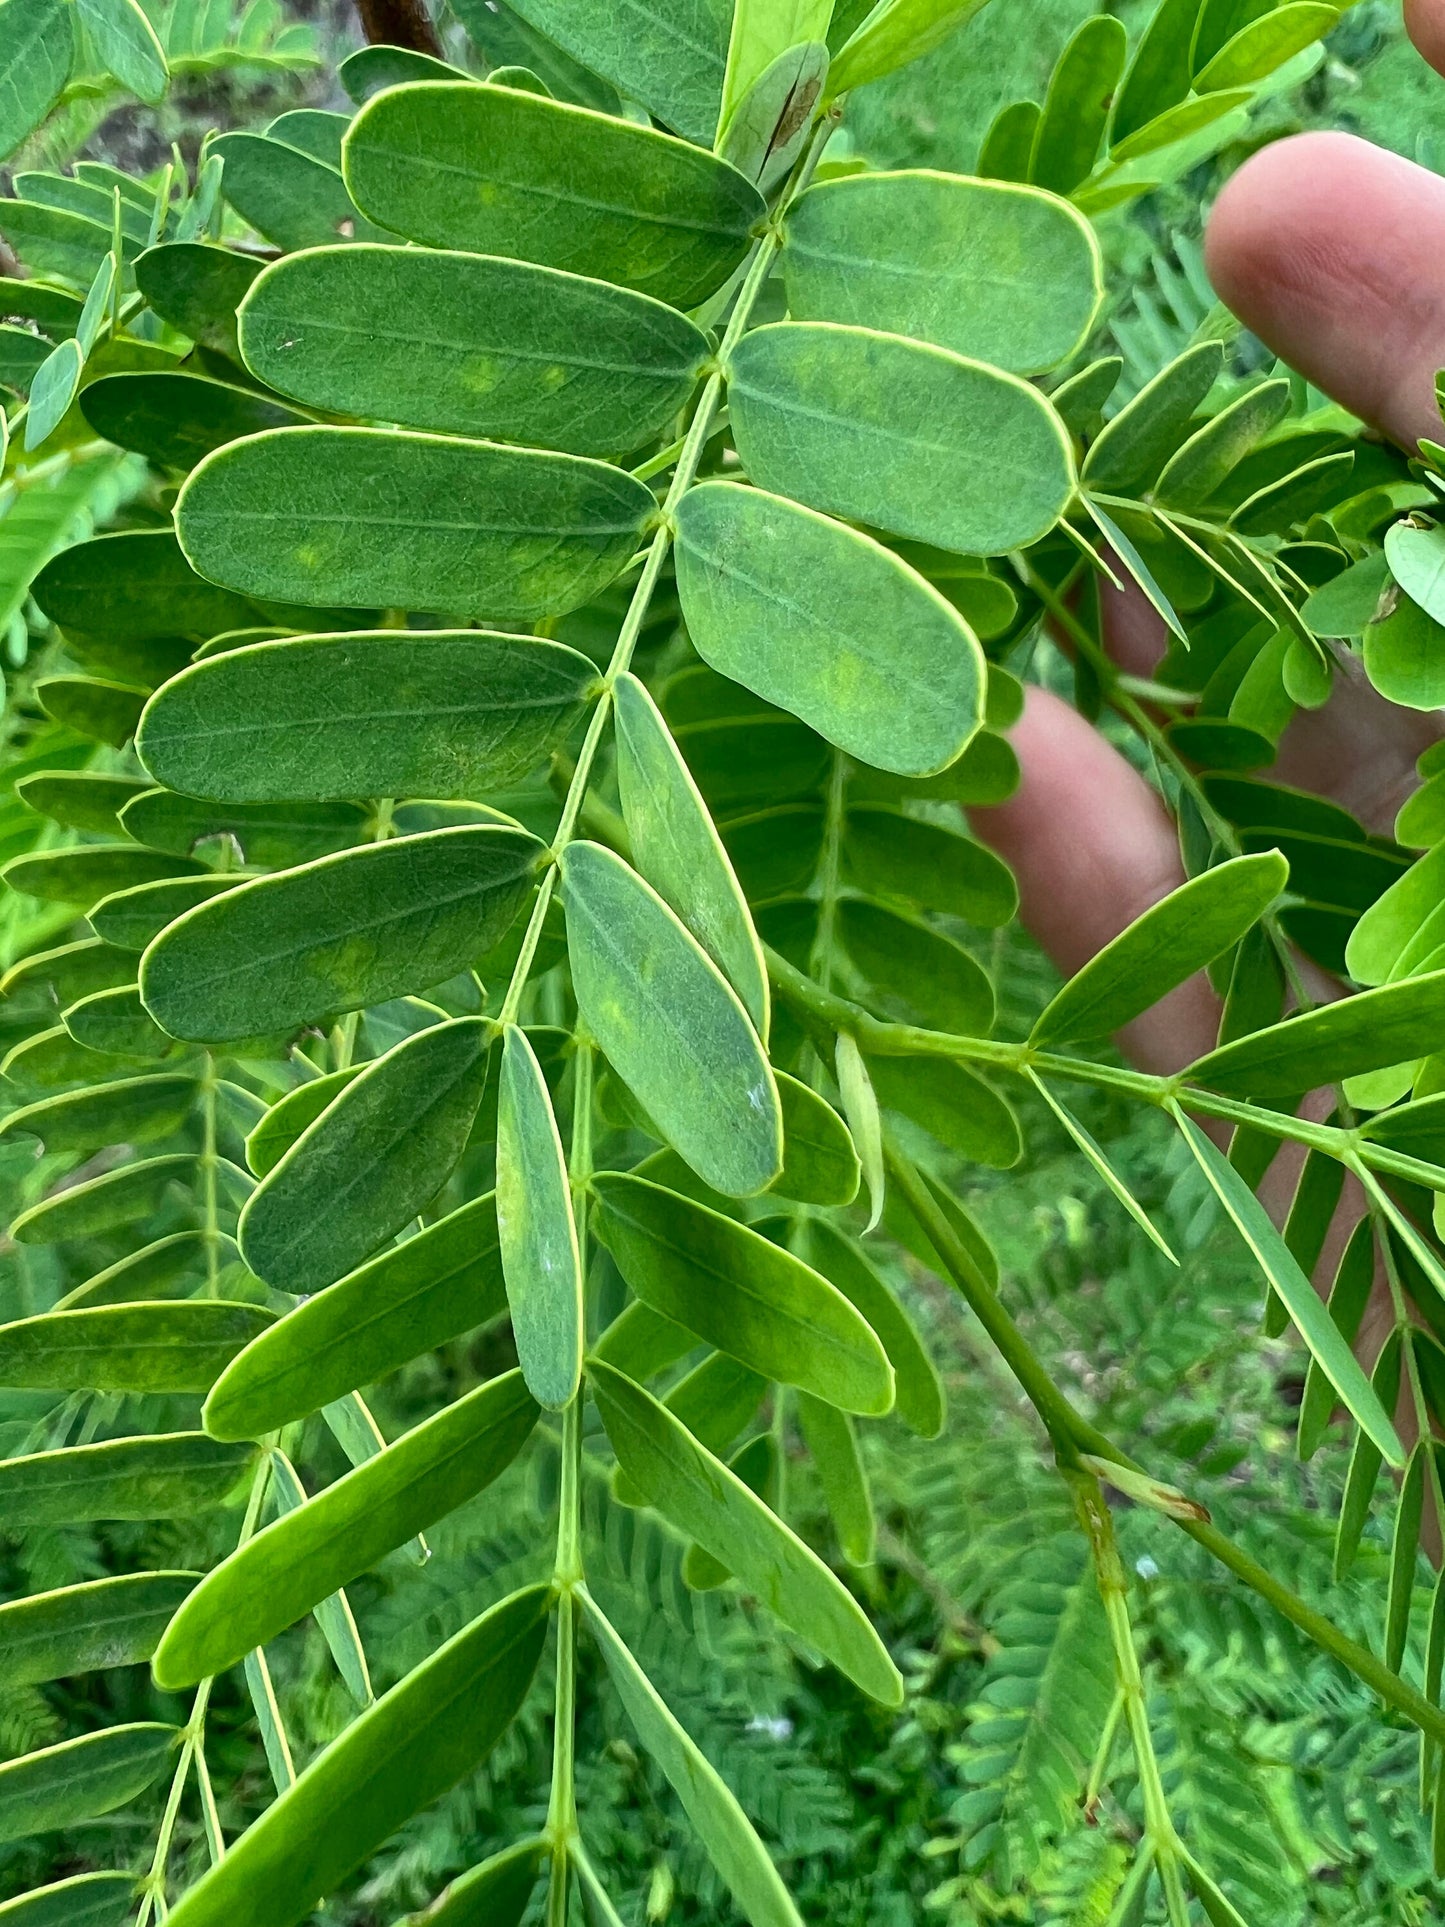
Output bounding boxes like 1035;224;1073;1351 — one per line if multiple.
1406;0;1445;78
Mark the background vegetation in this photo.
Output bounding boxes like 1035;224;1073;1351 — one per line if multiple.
3;2;1443;1923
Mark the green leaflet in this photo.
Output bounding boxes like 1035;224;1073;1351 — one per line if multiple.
583;1591;804;1927
1194;2;1338;88
10;1153;191;1244
3;843;201;907
0;1302;272;1394
1028;1072;1178;1262
138;632;598;803
0;201;127;288
0;1074;197;1154
2;1026;134;1093
719;1;830;133
1174;1111;1404;1466
1031;852;1288;1045
866;1053;1021;1167
266;1451;372;1708
343;83;763;309
0;0;74;164
0;1434;255;1525
80;371;309;472
1081;340;1225;495
1364;587;1445;711
1032;14;1126;193
560;840;782;1197
591;1172;892;1414
773;1071;860;1206
0;1724;178;1844
0;1572;197;1686
140;827;542;1043
26;338;83;450
239;1018;493;1293
845;806;1019;925
91;873;245;952
728;322;1074;555
505;0;731;141
402;1840;547;1927
157;1374;539;1683
1152;378;1293;509
340;43;474;101
590;1359;902;1703
797;1390;874;1565
17;770;150;835
245;1068;359;1178
119;791;367;869
239;245;709;457
614;671;768;1034
800;1218;943;1438
1385;520;1445;625
836;896;994;1036
35;676;146;747
783;170;1102;377
175;427;655;622
56;1231;220;1311
163;1586;548;1927
673;482;985;778
210;131;390;252
718;39;828;187
1346;839;1445;985
0;1872;136;1926
33;528;263;644
206;1194;508;1438
1;935;136;1002
63;984;180;1060
134;242;262;358
77;0;167;98
827;0;989;93
1187;972;1445;1098
497;1024;583;1410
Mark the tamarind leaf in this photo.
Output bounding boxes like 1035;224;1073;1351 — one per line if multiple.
0;0;74;163
1364;586;1445;710
176;427;654;621
683;1432;780;1589
1298;1216;1375;1458
591;1172;892;1413
119;791;365;869
1385;520;1445;624
24;338;83;451
1153;378;1292;509
976;98;1041;181
33;529;262;644
724;803;827;902
1031;15;1127;194
772;1071;860;1206
0;1573;198;1687
1108;87;1253;162
0;1434;256;1525
91;873;246;951
609;1326;769;1507
344;84;762;308
0;1872;136;1925
80;371;307;471
1111;0;1197;142
798;1391;875;1565
266;1451;372;1706
16;770;150;835
1173;1111;1404;1468
497;1023;582;1411
239;1018;493;1292
140;631;597;804
1347;841;1445;985
1180;1851;1253;1927
56;1231;222;1311
3;843;201;909
1032;851;1288;1045
162;1585;549;1927
728;322;1075;555
0;1074;198;1154
339;43;475;102
157;1375;539;1686
76;0;167;100
826;0;990;95
1082;497;1189;644
245;1069;360;1179
1081;340;1224;495
1194;2;1338;89
1334;1333;1402;1577
208;1195;506;1439
266;108;347;166
1387;1442;1428;1674
589;1358;902;1702
844;807;1017;924
211;131;388;252
140;828;542;1043
1027;1071;1177;1263
614;671;768;1034
1;936;133;1003
674;483;985;778
239;246;709;457
0;321;47;393
583;1590;804;1926
867;1053;1021;1168
504;0;731;140
10;1153;191;1245
0;201;128;288
134;242;261;358
60;984;179;1059
560;840;781;1197
403;1839;547;1927
1188;970;1445;1099
590;1299;695;1380
0;1302;272;1394
801;1218;943;1438
2;1024;134;1091
836;897;995;1036
0;1725;179;1844
34;677;147;748
718;40;828;189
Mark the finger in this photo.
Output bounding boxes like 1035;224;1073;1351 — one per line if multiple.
1205;130;1445;450
972;684;1221;1074
1405;0;1445;80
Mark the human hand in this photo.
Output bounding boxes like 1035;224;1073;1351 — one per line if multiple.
976;6;1445;1076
